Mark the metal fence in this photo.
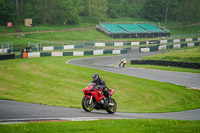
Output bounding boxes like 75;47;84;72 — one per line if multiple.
0;41;13;55
1;34;200;54
26;40;128;52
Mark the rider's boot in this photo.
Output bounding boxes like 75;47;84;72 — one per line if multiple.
107;95;112;105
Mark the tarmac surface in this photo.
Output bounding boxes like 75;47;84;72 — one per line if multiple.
1;47;200;123
68;47;200;89
0;99;200;123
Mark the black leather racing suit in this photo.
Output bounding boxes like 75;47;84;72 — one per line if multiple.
92;78;111;101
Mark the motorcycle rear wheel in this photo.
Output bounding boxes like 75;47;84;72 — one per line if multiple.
106;98;117;114
82;96;94;112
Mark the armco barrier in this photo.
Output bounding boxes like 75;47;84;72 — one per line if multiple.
11;37;200;52
27;49;127;58
139;42;200;53
131;60;200;69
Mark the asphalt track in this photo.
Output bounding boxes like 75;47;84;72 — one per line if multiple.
0;99;200;123
68;47;200;89
1;47;200;123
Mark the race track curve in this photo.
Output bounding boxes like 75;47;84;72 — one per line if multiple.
68;47;200;89
0;47;200;123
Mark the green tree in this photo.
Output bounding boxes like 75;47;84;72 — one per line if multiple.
120;0;136;17
61;0;83;24
142;0;166;21
0;0;17;25
16;0;19;15
90;0;108;23
164;0;171;27
23;2;34;18
35;0;62;24
107;1;120;18
194;0;200;18
107;0;144;18
142;0;199;27
175;0;196;29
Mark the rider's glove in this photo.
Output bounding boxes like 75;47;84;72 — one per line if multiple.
96;85;103;89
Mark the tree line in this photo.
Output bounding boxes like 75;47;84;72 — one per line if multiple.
0;0;199;27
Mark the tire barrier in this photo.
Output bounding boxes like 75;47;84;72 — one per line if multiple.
131;60;200;69
0;54;15;60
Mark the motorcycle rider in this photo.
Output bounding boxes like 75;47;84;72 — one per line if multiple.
119;58;127;67
92;73;111;103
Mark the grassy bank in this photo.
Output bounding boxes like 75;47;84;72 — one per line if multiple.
0;26;16;33
126;63;200;74
1;17;200;35
1;17;200;48
140;47;200;63
23;29;112;41
127;47;200;73
0;119;200;133
1;30;199;48
0;56;200;113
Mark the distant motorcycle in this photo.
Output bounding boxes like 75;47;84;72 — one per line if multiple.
82;82;117;114
119;61;126;67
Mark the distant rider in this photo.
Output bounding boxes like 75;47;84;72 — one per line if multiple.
92;73;111;103
119;58;127;67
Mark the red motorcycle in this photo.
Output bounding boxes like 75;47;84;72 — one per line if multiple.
82;82;117;114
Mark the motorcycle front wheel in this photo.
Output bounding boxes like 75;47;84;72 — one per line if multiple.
106;98;117;114
82;96;94;112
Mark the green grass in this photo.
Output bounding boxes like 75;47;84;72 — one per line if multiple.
1;30;199;49
23;29;113;41
0;119;200;133
19;23;96;32
126;63;200;74
1;17;200;34
1;17;200;47
0;56;200;113
0;29;117;47
0;23;96;33
168;25;200;35
0;26;16;33
0;35;39;48
141;47;200;63
127;47;200;73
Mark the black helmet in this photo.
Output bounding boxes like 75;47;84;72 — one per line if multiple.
92;73;99;82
